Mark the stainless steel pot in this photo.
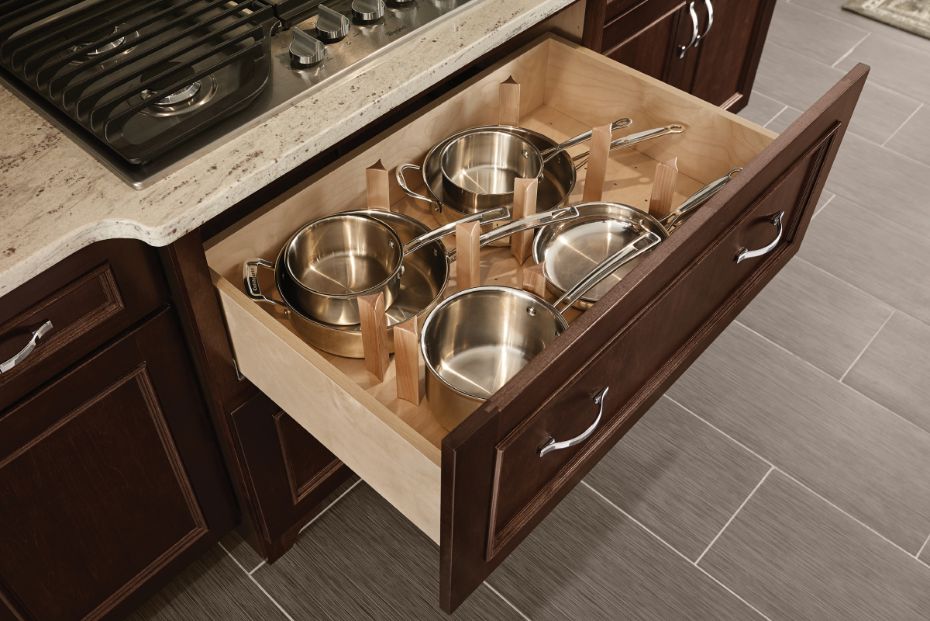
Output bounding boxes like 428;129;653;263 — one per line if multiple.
396;123;685;223
420;242;637;428
278;207;509;326
243;207;581;358
531;169;740;309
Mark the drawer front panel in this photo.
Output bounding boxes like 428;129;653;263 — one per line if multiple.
486;126;837;552
0;241;166;409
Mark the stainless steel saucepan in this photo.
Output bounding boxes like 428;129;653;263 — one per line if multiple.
397;123;686;223
275;206;509;326
420;244;641;427
531;169;741;309
243;207;581;357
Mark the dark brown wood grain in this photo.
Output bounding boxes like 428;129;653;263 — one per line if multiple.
0;240;167;410
438;63;869;612
601;0;690;86
0;310;236;621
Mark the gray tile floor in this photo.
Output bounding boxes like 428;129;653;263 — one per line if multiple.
134;2;930;617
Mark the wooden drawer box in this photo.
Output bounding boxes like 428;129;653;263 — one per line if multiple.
205;36;865;612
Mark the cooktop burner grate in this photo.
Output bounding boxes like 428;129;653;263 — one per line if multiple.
0;0;274;164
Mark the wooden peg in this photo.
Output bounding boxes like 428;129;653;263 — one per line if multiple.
511;177;538;264
358;292;390;382
649;157;679;219
521;263;547;298
499;77;521;126
394;316;421;404
582;123;612;202
366;160;390;211
455;220;481;290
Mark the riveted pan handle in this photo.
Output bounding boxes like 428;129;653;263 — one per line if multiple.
660;167;741;231
403;206;510;255
395;163;439;210
539;387;609;457
573;124;686;168
243;259;289;310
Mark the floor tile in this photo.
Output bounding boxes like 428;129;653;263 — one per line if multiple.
737;257;893;378
128;546;288;621
844;312;930;434
765;105;801;133
819;133;930;232
253;484;521;620
886;103;930;163
800;195;930;324
768;0;868;65
739;90;787;126
666;323;930;552
790;0;930;55
584;397;769;560
837;31;930;105
220;529;266;574
700;471;930;621
921;537;930;565
814;190;835;216
487;484;765;620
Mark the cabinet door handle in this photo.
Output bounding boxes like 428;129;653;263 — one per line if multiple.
677;1;699;59
736;212;785;264
695;0;714;47
0;320;54;374
539;387;609;457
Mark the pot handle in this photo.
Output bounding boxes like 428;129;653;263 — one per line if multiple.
403;206;511;255
572;124;686;168
243;259;289;310
539;387;609;457
445;205;580;261
396;163;440;211
660;167;741;230
539;117;634;163
553;231;663;312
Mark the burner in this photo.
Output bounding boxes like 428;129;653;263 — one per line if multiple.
140;63;218;118
70;25;139;63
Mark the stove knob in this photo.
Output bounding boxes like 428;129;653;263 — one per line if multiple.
352;0;385;23
316;5;351;43
290;29;326;67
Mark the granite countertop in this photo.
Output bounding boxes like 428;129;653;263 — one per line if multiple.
0;0;574;297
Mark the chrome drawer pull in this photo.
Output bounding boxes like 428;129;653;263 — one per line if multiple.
0;320;54;374
736;211;785;264
677;2;700;59
695;0;714;47
539;386;609;457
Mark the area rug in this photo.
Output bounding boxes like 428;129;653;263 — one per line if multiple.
843;0;930;39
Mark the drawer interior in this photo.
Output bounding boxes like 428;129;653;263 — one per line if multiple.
204;36;776;542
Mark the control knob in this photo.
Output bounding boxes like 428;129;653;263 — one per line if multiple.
352;0;386;22
289;29;326;67
316;5;351;42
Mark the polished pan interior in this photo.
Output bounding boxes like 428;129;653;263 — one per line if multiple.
532;203;669;305
277;211;448;358
420;286;567;400
440;130;543;198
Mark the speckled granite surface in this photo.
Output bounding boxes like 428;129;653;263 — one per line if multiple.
0;0;574;296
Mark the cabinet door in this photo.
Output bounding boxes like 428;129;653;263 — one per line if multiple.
599;0;694;88
0;311;235;621
687;0;777;108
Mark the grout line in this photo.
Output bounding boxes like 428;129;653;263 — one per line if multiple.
918;533;930;560
299;479;362;534
832;32;870;68
579;481;775;621
795;258;893;311
811;192;835;220
839;310;895;381
695;467;775;565
248;560;266;575
218;542;297;621
483;582;533;621
732;321;930;437
762;104;789;129
882;102;924;147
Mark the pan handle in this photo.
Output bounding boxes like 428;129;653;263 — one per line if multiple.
403;206;511;255
539;387;609;457
243;259;289;310
572;124;686;168
553;231;663;312
396;163;440;211
660;167;741;230
539;117;634;163
444;206;580;261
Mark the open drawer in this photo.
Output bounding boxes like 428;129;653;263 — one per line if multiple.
206;35;866;612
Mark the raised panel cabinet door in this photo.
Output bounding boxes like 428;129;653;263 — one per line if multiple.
0;311;235;621
687;0;776;108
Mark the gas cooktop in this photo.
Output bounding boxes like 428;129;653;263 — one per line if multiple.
0;0;473;188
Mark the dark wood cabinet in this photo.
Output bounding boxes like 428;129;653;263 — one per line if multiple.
0;310;236;620
584;0;776;111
